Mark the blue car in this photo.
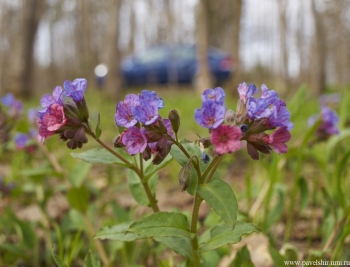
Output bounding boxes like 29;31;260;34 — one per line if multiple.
121;45;234;86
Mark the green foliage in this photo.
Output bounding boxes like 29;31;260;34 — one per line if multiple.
197;180;238;228
95;222;141;242
67;186;90;212
199;222;260;252
71;148;130;166
128;212;194;239
83;251;102;267
127;170;158;206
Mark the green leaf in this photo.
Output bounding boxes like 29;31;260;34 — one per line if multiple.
95;113;102;139
127;170;158;206
298;177;309;211
70;161;91;187
269;245;285;267
0;243;26;255
128;212;193;238
265;188;285;230
144;153;172;180
84;251;102;267
199;222;259;253
230;245;254;267
52;252;68;267
15;220;37;249
197;180;237;228
326;129;350;161
71;148;129;167
95;222;142;242
67;186;90;212
154;236;192;259
170;141;219;195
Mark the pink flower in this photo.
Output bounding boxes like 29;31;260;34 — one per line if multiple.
263;126;291;154
210;124;242;155
37;103;67;143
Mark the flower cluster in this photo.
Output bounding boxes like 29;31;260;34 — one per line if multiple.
115;90;177;164
308;97;339;142
37;79;89;149
195;83;293;160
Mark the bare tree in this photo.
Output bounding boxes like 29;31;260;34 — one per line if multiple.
310;0;326;95
196;0;211;92
104;0;122;99
277;0;289;93
19;0;46;98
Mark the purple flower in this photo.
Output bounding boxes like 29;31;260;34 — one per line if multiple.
133;90;164;125
320;106;339;135
14;133;31;149
268;99;294;130
201;87;226;105
39;86;64;118
194;101;225;129
63;78;87;102
247;85;278;119
1;93;23;116
1;93;15;106
237;83;257;104
115;94;139;127
120;126;148;154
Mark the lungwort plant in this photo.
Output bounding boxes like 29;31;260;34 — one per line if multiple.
36;79;293;266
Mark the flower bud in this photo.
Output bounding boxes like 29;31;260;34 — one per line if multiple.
225;109;235;124
178;163;192;191
168;109;180;133
202;152;210;164
113;135;124;148
142;146;151;161
145;131;164;142
75;97;89;121
199;137;212;148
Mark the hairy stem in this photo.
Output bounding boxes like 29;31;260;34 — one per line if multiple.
190;193;203;267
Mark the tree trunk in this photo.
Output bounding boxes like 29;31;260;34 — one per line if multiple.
277;0;289;94
310;0;326;95
104;0;122;99
230;0;243;91
19;0;45;98
196;0;211;93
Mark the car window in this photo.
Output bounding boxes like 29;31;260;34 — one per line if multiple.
171;47;195;61
135;48;166;64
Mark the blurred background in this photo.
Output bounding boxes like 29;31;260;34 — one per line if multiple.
1;0;350;99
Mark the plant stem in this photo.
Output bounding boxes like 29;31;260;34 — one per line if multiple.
204;156;222;184
95;138;133;167
190;193;203;267
83;214;110;266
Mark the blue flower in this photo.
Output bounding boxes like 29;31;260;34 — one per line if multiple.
14;133;30;149
237;83;257;104
320;106;339;135
115;94;139;127
194;101;225;129
133;90;164;125
247;84;278;119
63;78;87;102
268;99;294;130
1;93;23;116
201;87;226;105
